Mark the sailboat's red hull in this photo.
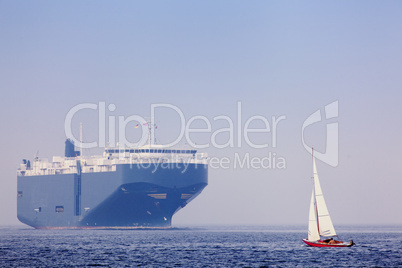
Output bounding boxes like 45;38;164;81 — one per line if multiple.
302;239;354;247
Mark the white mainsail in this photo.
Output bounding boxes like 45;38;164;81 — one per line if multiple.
307;156;337;240
308;190;320;241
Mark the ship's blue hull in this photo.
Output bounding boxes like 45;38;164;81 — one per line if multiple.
17;163;207;229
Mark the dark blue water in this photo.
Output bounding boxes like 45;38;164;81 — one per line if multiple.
1;225;401;267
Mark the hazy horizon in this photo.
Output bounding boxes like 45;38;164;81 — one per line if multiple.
1;1;401;227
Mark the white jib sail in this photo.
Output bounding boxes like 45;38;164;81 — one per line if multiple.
308;190;320;241
312;157;337;237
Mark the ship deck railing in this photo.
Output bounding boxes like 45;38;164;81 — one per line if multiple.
17;152;208;176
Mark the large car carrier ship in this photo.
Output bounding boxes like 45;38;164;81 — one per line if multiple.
17;134;208;229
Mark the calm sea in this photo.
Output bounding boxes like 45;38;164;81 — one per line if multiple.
0;225;401;267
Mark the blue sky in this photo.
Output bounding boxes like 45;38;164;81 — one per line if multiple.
1;1;401;226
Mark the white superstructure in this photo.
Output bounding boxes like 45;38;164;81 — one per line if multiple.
18;146;208;177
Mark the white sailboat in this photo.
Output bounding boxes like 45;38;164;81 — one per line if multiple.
302;151;354;247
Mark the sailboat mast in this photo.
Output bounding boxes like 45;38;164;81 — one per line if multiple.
315;188;320;237
80;122;83;160
312;148;320;237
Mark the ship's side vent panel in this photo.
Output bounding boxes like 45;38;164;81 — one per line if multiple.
148;193;167;199
74;173;81;216
55;206;64;213
181;194;193;200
